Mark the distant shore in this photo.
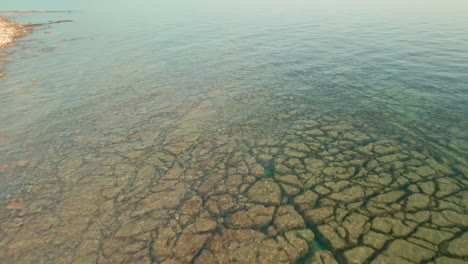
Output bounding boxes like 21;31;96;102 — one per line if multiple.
0;11;72;13
0;11;73;48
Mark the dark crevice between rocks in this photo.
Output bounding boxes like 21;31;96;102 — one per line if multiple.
259;224;270;234
148;239;156;263
421;256;438;264
302;220;347;264
297;199;346;264
190;234;214;264
360;238;390;264
259;158;275;179
365;218;428;264
439;227;468;257
296;238;322;264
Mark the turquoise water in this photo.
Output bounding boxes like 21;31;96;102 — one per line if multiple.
0;1;467;263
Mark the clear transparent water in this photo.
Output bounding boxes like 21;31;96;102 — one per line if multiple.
0;1;467;263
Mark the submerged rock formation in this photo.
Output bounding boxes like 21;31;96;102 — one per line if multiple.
0;106;466;263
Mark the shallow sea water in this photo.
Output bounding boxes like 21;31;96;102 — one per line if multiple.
0;1;467;263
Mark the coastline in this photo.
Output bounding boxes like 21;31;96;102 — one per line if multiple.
0;11;72;13
0;11;72;48
0;16;26;48
0;11;74;77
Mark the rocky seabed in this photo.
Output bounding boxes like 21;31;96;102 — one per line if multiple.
0;96;467;264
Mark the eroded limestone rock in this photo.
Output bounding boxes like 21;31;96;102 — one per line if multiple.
274;205;305;232
447;232;468;257
307;250;338;264
228;204;275;229
247;179;282;206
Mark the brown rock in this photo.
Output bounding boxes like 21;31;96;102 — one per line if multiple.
277;233;308;262
416;166;436;177
304;158;325;172
172;233;211;262
317;224;346;250
413;227;454;245
405;210;430;223
161;163;184;180
293;190;318;209
285;232;309;252
447;232;468;257
276;174;303;188
275;163;291;175
343;213;370;244
372;239;435;264
135;183;186;214
281;183;301;196
274;205;305;232
206;194;237;215
180;196;203;216
363;231;391;249
284;148;307;158
406;193;431;210
329;185;365;203
251;164;265;177
206;229;267;263
285;158;304;169
17;160;29;167
307;250;338;264
370;190;405;203
286;142;310;152
266;226;278;237
247;179;282;206
258;239;290;263
374;144;397;155
314;185;331;195
343;246;374;264
305;129;325;136
372;217;417;237
323;166;355;179
434;256;468;264
226;174;243;186
295;229;315;242
304;207;334;225
245;175;256;184
194;250;216;263
228;204;275;229
419;181;435;195
186;218;217;233
436;178;462;198
6;202;24;210
115;218;159;237
134;165;155;187
77;240;100;256
432;210;468;227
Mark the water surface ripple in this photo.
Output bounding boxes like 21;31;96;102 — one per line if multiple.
0;1;467;263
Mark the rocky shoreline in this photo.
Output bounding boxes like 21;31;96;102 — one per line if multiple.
0;16;25;48
0;11;73;77
0;11;72;49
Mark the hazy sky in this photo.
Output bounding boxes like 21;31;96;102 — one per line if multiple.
2;0;467;12
1;0;467;21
